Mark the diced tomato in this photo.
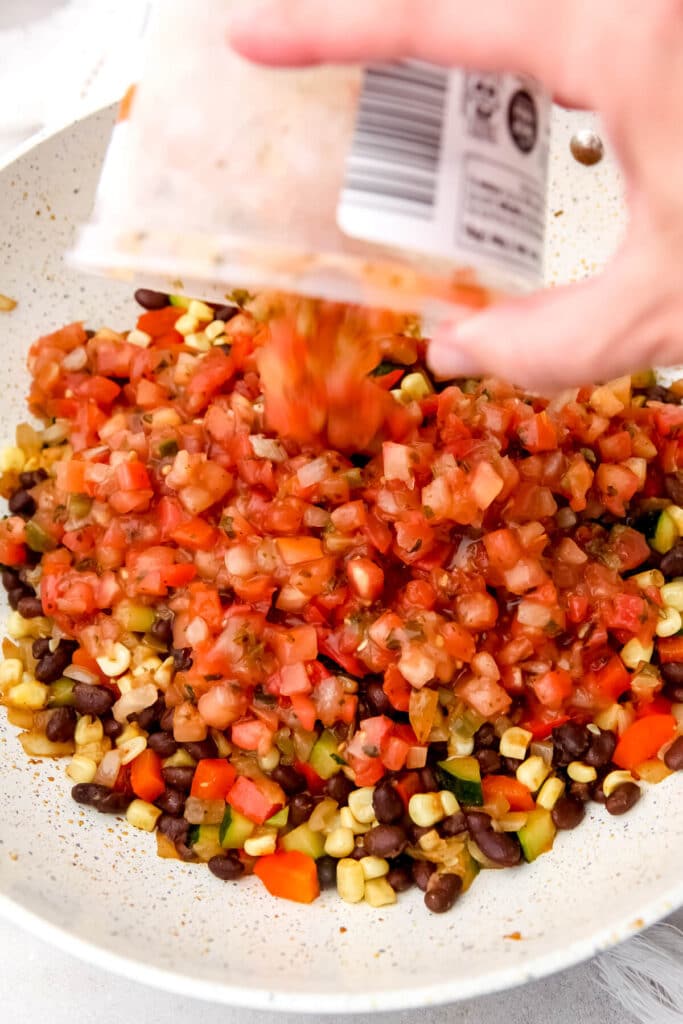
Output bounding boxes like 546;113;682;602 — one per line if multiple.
137;306;183;336
518;411;558;453
382;664;412;712
531;669;573;710
613;715;676;771
295;759;326;796
190;758;237;800
584;654;631;702
658;635;683;664
227;775;282;825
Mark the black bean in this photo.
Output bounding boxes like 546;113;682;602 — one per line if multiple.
8;489;36;517
323;773;354;806
424;872;462;913
131;696;165;731
363;679;392;715
288;792;315;827
551;795;585;830
426;741;449;764
605;782;641;816
161;766;195;792
475;748;502;775
18;470;46;491
1;567;19;592
183;737;218;761
208;854;244;880
592;780;607;804
16;595;43;618
663;682;683;704
155;788;185;817
474;829;521;867
175;840;196;862
316;855;337;889
419;766;439;792
372;781;404;824
646;385;678;405
160;706;175;733
661;661;683;687
465;811;492;834
32;637;50;659
134;288;169;310
411;860;436;892
474;723;497;749
386;862;414;893
661;541;683;578
73;683;115;716
569;781;593;803
158;815;189;842
71;783;129;813
35;646;71;683
270;764;306;795
8;586;29;611
172;647;193;671
440;811;467;837
46;706;77;742
664;736;683;771
664;473;683;505
151;615;173;646
502;756;522;775
552;722;590;765
363;824;407;859
407;824;432;845
102;716;123;739
584;729;617;769
148;731;178;758
213;305;239;322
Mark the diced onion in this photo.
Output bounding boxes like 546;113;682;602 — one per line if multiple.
249;435;286;462
112;682;158;724
63;665;100;685
297;456;329;488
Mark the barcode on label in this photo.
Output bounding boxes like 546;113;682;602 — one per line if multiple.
341;61;449;218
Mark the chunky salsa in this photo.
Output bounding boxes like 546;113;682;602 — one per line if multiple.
0;289;682;913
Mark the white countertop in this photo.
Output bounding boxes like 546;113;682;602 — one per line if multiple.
0;3;679;1022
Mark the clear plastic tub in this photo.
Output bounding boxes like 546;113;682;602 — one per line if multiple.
71;0;552;316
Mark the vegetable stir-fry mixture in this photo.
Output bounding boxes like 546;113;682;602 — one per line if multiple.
1;290;682;913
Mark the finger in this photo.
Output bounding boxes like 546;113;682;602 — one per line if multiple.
427;244;680;393
229;0;593;106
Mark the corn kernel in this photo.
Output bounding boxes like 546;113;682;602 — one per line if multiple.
661;580;683;611
336;858;365;904
244;829;277;856
620;637;654;670
567;761;597;783
6;611;37;640
401;372;432;402
187;299;214;322
7;679;49;709
174;313;199;336
359;856;389;880
153;656;175;689
127;329;152;349
115;673;134;695
339;806;371;834
75;714;104;746
439;790;460;817
132;656;163;678
632;569;665;590
184;332;211;353
66;754;97;784
602;770;635;797
257;748;280;773
364;877;396;907
324;827;355;858
516;755;550;794
536;776;565;810
656;606;682;638
348;786;376;824
96;642;131;677
408;792;445;828
119;736;147;765
205;319;226;341
499;726;533;760
0;446;26;473
126;799;162;832
0;658;24;692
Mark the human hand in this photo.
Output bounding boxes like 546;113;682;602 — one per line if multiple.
231;0;683;391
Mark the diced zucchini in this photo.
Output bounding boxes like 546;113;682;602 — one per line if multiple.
114;602;156;633
308;729;342;780
188;824;223;861
265;806;289;828
436;756;483;806
47;678;75;707
25;520;56;553
157;437;179;458
371;360;403;378
162;748;196;769
280;822;325;860
458;846;481;893
517;807;557;862
652;508;678;554
219;806;255;849
169;294;191;308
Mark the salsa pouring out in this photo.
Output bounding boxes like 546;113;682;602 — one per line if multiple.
0;289;682;913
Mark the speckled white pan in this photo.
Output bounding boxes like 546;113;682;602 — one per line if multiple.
0;108;681;1014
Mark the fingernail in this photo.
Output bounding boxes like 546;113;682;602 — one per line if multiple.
427;337;483;380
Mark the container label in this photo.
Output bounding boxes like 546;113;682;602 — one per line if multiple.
337;62;551;286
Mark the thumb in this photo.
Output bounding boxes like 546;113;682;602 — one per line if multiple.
427;246;679;392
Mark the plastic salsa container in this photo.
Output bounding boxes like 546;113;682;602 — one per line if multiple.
71;0;553;316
